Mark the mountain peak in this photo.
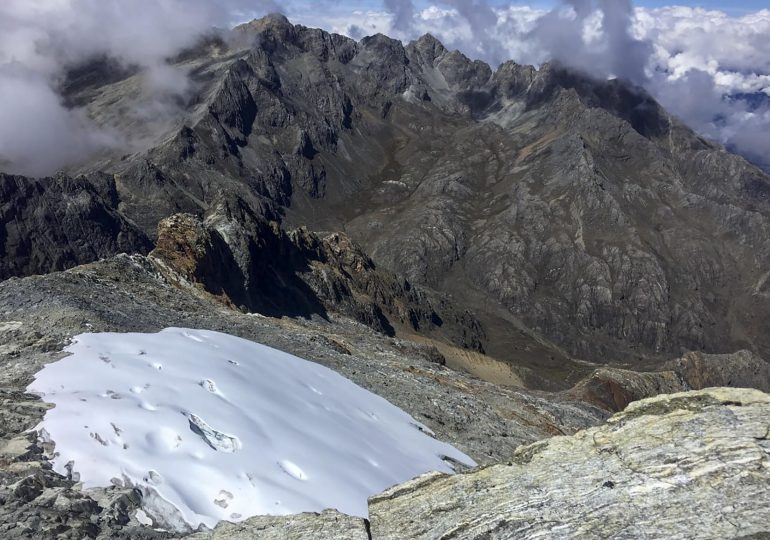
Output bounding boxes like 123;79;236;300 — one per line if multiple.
6;13;770;373
240;13;290;29
412;33;447;59
232;13;293;42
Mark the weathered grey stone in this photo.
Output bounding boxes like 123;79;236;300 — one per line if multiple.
567;366;686;411
190;510;367;540
569;349;770;411
0;173;151;281
667;350;770;392
369;388;770;540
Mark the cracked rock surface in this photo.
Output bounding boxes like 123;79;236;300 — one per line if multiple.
569;349;770;412
368;388;770;540
188;511;367;540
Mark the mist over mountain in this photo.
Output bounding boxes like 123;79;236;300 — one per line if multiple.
297;2;770;176
0;0;281;176
2;1;769;175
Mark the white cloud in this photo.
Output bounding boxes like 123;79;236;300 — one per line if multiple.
635;7;770;81
0;66;118;177
292;9;394;40
0;0;280;176
634;7;770;168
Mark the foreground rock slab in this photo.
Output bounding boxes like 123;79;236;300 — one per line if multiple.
368;388;770;540
190;510;367;540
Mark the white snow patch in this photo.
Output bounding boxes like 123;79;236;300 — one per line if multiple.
27;328;475;530
134;509;153;526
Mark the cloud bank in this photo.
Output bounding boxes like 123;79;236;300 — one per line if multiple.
639;7;770;169
0;0;280;176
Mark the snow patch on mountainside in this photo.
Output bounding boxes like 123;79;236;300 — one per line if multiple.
27;328;475;531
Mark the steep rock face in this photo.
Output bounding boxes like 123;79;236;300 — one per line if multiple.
0;173;151;281
149;212;486;351
570;349;770;411
368;388;770;540
668;350;770;392
149;213;250;308
339;62;770;363
568;367;685;412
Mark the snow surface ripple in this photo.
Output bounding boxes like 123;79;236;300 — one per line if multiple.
27;328;476;530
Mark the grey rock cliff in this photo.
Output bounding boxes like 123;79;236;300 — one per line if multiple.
569;349;770;411
0;173;151;280
148;212;486;350
38;16;770;376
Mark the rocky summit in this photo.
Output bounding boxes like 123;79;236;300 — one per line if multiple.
0;12;769;540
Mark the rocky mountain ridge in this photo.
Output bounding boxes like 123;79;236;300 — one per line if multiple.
149;211;486;351
570;349;770;411
1;14;768;383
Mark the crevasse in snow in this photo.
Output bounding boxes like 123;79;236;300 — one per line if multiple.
27;328;476;530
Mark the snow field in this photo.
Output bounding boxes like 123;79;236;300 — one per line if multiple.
28;328;476;530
